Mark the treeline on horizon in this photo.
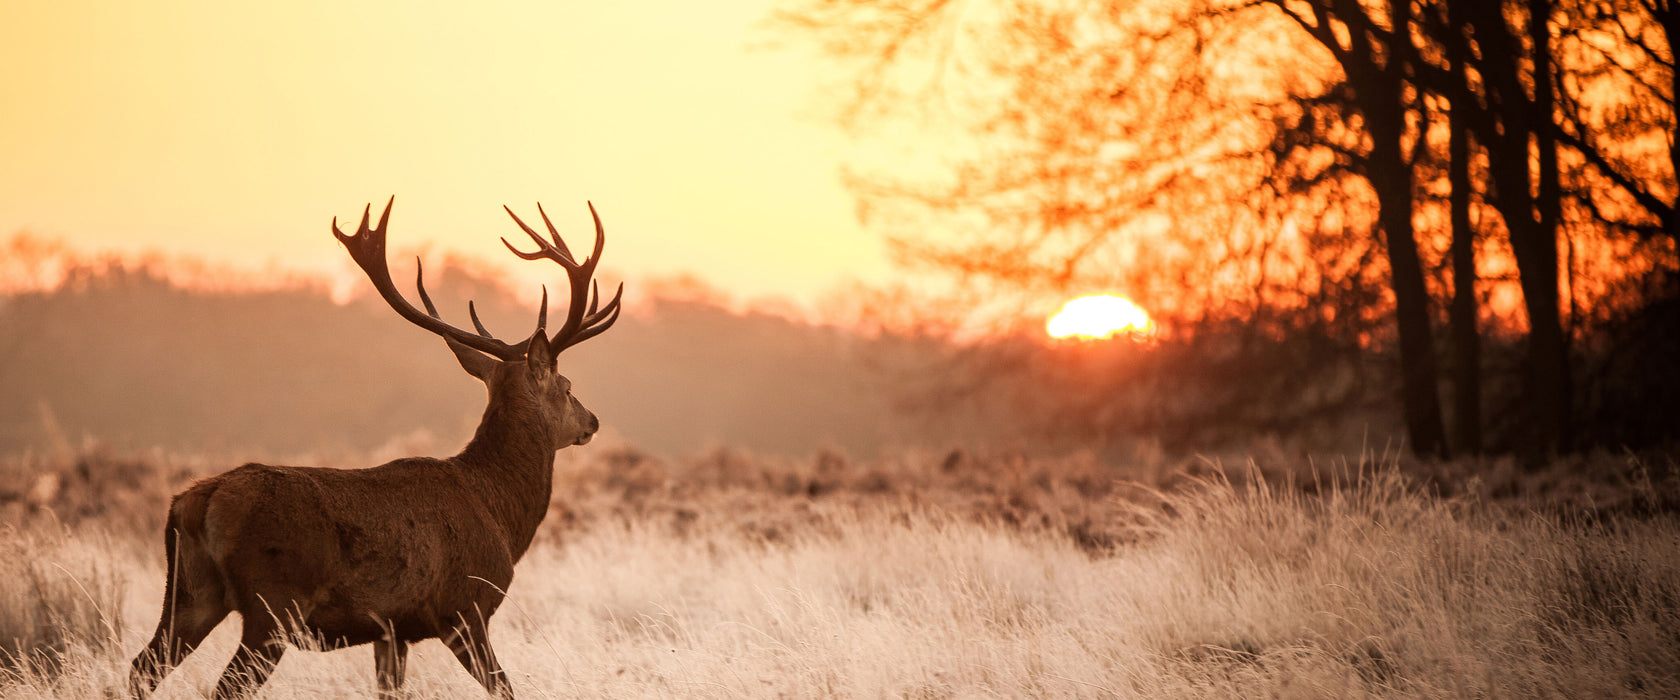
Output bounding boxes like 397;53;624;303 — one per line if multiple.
0;239;965;460
1;235;1672;465
11;236;1260;461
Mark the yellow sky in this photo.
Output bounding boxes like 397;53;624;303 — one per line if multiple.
0;0;888;307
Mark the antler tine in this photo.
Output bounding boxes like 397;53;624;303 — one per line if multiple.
558;281;624;351
374;197;393;234
536;285;549;335
414;258;510;342
332;198;530;361
535;203;574;261
584;201;606;274
467;302;491;337
550;203;608;348
415;257;443;318
469;284;545;338
502;206;579;266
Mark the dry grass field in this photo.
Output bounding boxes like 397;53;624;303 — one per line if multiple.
2;442;1678;698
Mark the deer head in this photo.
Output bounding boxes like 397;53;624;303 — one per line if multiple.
331;197;622;451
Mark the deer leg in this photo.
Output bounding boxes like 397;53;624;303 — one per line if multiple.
128;525;229;698
126;605;225;698
442;621;513;700
210;617;287;700
375;637;409;699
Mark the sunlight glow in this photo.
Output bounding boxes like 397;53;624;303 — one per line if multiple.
1047;294;1152;339
0;0;886;308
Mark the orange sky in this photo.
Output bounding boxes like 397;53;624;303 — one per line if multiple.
0;1;890;308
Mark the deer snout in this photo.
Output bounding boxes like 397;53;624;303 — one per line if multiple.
574;408;599;446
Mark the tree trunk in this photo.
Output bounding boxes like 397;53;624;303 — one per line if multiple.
1448;84;1482;455
1523;0;1573;453
1369;113;1449;459
1465;0;1573;455
1357;0;1449;458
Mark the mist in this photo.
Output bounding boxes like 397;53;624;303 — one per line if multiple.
0;250;1019;463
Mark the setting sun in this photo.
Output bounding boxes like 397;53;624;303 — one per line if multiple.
1047;294;1152;339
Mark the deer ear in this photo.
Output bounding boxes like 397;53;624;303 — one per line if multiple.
524;331;555;376
444;337;497;381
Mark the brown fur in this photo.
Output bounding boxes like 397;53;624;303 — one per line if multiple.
128;201;616;700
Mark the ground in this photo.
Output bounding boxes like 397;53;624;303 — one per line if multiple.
2;442;1677;698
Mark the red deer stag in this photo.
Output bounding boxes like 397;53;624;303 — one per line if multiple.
126;198;622;699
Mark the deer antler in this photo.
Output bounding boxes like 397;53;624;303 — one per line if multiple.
333;197;543;361
502;202;624;355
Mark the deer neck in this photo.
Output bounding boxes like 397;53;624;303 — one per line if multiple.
452;394;556;562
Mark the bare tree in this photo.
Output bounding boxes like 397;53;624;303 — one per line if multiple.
126;199;623;700
776;0;1680;455
1265;0;1451;457
776;0;1451;453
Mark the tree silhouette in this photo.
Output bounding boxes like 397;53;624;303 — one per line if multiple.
776;0;1678;456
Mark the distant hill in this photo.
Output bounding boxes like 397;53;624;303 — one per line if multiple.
0;258;1010;461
